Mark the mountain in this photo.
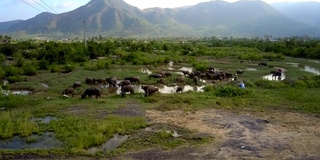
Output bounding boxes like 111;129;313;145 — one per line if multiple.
272;1;320;27
0;20;22;32
167;0;317;37
1;0;319;38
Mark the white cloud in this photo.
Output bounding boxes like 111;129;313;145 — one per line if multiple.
54;1;81;10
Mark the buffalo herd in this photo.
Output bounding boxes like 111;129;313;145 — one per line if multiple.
62;63;280;99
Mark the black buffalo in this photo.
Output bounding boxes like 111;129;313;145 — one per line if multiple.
258;62;268;66
81;88;101;99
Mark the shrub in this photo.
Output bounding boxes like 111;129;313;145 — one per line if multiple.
50;63;61;73
6;75;26;83
38;59;49;70
22;64;37;76
5;66;23;77
62;63;75;73
254;79;286;89
215;86;252;97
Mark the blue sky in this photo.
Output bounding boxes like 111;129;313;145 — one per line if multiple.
0;0;319;22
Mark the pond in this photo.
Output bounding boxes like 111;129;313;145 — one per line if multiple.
304;65;320;75
10;90;33;96
87;133;128;153
0;132;63;150
246;68;257;71
263;73;286;81
31;116;58;124
116;84;205;95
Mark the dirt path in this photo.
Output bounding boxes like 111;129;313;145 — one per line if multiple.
119;109;320;160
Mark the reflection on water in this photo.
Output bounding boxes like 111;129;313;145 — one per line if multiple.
141;68;152;75
116;84;205;95
179;67;193;73
0;132;62;150
31;116;58;123
286;62;299;68
11;90;32;96
263;73;286;81
246;68;257;71
87;133;128;153
304;66;320;75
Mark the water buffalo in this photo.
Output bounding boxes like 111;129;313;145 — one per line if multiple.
258;62;268;66
125;77;140;84
176;86;183;93
157;78;165;84
175;76;185;83
94;78;107;86
121;85;134;98
141;85;159;97
62;87;75;97
149;74;163;79
236;70;244;74
118;80;131;87
85;77;95;85
270;70;282;80
81;88;101;99
106;77;117;87
181;71;190;76
72;81;81;88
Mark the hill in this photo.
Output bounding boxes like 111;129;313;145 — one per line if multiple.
1;0;319;38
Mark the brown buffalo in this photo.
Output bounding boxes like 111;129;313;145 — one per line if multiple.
157;78;165;84
121;85;134;98
118;80;131;87
141;85;159;97
106;77;117;87
94;78;107;86
72;81;81;88
258;62;268;66
175;76;185;83
62;87;75;97
85;77;95;85
81;88;101;99
125;77;140;84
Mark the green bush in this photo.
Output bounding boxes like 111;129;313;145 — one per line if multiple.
254;79;286;89
6;75;26;83
38;59;49;70
50;63;61;73
5;66;23;77
62;63;75;73
215;86;252;97
22;63;37;75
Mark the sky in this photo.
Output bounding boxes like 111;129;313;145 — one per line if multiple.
0;0;319;22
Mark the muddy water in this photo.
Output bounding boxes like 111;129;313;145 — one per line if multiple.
304;65;320;75
263;73;286;81
11;90;32;96
87;133;128;153
246;68;257;71
31;116;58;123
116;85;205;95
179;67;193;73
0;132;62;150
141;68;152;75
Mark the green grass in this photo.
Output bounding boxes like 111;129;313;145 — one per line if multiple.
1;56;320;157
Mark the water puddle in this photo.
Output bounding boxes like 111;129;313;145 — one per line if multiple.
167;61;174;70
0;132;63;150
117;85;205;95
41;83;49;89
87;133;128;153
263;73;286;81
246;68;257;71
286;62;299;68
179;67;193;73
31;116;58;124
141;68;152;75
11;90;32;96
304;65;320;75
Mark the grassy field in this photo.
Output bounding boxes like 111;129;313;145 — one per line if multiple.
1;55;320;158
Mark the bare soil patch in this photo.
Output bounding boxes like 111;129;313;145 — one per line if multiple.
118;109;320;160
